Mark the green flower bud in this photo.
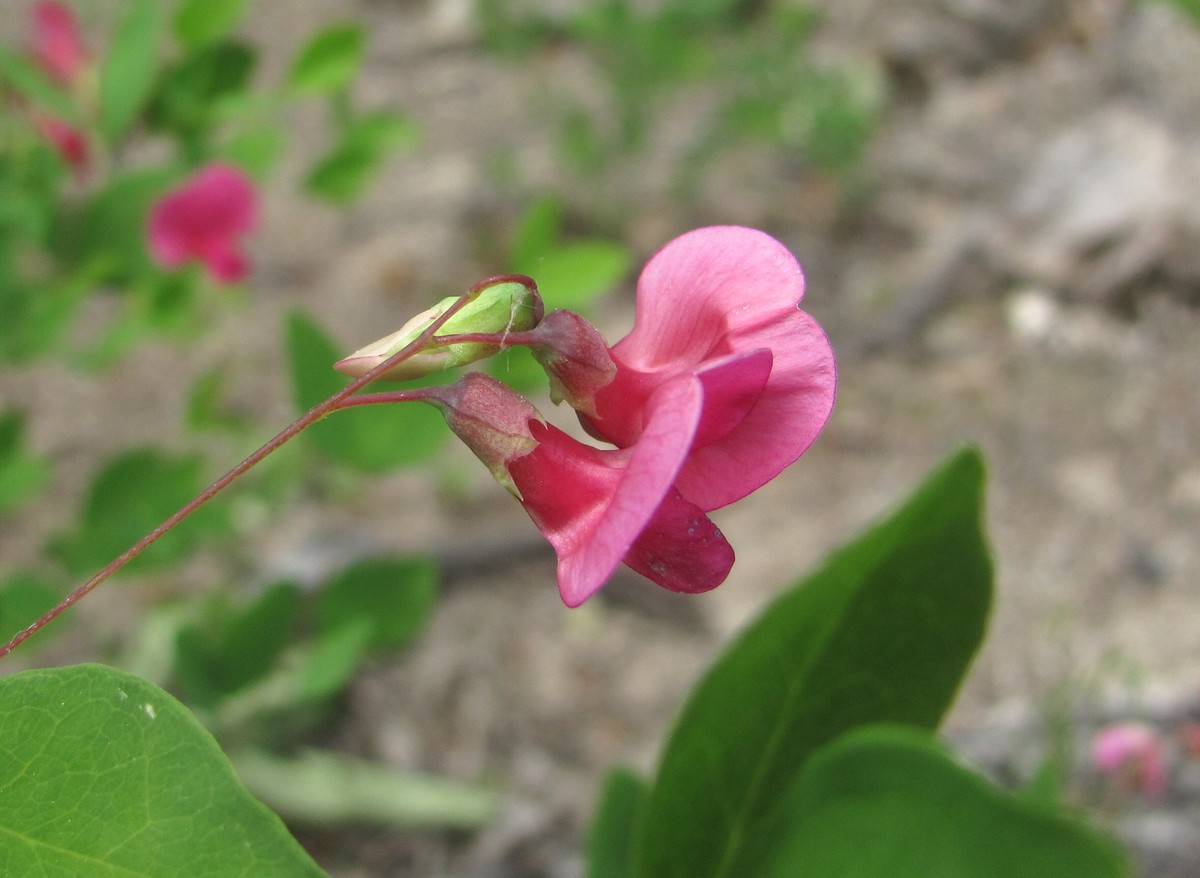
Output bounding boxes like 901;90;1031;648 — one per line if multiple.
334;275;543;380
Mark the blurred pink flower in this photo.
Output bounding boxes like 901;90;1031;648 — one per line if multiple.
557;226;836;513
429;373;734;606
147;164;259;284
1091;722;1168;798
34;114;88;172
31;2;87;86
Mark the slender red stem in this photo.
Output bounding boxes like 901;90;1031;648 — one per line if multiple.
0;283;501;660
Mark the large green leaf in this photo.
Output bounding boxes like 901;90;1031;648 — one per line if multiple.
745;725;1130;877
634;447;993;878
588;768;649;878
99;0;163;141
0;664;327;877
285;310;444;471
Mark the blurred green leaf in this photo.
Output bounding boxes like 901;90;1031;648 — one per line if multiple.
232;747;497;828
744;726;1130;878
300;617;374;701
511;196;563;269
61;166;177;280
50;447;227;575
99;0;163;141
634;447;993;878
175;0;252;48
1154;0;1200;24
289;24;366;95
0;664;327;876
285;310;445;471
589;767;649;878
510;196;630;311
315;555;438;652
0;410;50;515
0;571;63;648
147;40;257;139
175;582;303;708
0;47;79;122
305;111;419;202
219;127;287;178
187;366;248;432
521;241;630;311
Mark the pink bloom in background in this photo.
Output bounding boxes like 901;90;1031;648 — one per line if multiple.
34;115;88;171
430;373;734;606
31;2;87;86
147;164;259;284
1091;722;1168;798
568;226;836;513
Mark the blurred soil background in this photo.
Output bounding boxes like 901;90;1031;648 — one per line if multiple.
3;0;1200;875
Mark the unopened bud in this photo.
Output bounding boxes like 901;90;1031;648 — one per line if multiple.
335;275;543;380
424;373;542;498
528;310;616;417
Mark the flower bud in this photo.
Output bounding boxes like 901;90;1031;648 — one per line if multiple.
335;276;543;381
424;373;542;498
527;310;616;417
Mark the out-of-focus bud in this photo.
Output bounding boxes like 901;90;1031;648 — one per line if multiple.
334;275;543;381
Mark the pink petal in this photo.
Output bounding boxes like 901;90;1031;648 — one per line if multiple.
32;2;86;85
690;347;773;450
675;309;835;511
612;226;807;373
622;486;734;594
513;376;704;606
34;114;88;171
147;164;259;284
203;245;250;284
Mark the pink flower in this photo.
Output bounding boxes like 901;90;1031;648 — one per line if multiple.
560;226;836;513
1091;722;1168;798
428;373;734;606
343;227;833;605
31;2;87;86
147;164;259;284
34;114;88;172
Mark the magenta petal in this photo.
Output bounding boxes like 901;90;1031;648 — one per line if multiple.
691;347;772;450
549;376;703;606
33;2;86;85
612;226;806;372
623;487;734;594
676;309;835;510
204;245;250;284
147;164;259;284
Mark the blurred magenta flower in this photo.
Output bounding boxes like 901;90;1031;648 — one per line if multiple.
147;164;259;284
1091;722;1168;798
34;114;88;172
550;226;836;513
31;2;87;86
428;373;734;606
